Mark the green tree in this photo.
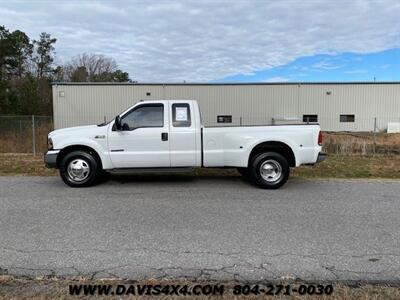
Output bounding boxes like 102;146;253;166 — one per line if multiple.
0;26;11;113
0;27;54;115
7;30;33;78
18;74;41;114
33;32;56;78
109;69;130;82
70;66;89;82
0;80;10;114
0;26;11;81
64;53;131;82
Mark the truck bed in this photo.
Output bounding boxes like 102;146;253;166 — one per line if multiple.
202;124;321;167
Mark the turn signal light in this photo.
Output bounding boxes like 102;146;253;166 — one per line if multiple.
48;137;53;150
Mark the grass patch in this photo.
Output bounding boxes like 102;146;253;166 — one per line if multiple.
0;153;56;176
0;153;399;179
0;277;399;299
0;121;52;154
323;132;400;156
292;155;400;179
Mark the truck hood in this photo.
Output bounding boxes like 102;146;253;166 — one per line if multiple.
49;125;97;137
49;125;107;139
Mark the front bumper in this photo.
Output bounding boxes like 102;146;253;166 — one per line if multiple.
316;152;327;163
44;150;60;168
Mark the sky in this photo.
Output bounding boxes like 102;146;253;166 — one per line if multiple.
0;0;399;82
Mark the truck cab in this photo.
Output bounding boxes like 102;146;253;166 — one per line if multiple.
108;100;202;168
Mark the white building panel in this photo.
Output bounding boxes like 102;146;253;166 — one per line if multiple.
53;82;400;132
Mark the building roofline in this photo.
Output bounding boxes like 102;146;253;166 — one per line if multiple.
52;81;400;86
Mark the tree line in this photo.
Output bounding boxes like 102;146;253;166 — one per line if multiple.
0;25;131;116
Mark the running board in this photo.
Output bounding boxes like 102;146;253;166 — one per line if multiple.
107;167;194;174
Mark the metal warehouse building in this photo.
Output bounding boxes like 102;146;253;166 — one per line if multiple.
52;82;400;132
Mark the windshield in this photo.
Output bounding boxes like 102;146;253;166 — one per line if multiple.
97;101;150;127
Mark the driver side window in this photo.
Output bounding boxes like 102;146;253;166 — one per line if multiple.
121;104;164;130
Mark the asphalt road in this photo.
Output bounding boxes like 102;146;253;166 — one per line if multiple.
1;175;400;283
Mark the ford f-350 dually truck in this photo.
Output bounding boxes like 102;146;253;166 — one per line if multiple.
44;100;326;189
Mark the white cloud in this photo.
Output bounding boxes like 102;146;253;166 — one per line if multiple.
312;61;345;70
344;69;368;74
1;0;399;82
379;64;391;69
263;77;290;82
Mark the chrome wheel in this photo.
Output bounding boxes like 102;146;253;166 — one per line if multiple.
260;159;282;182
67;158;90;182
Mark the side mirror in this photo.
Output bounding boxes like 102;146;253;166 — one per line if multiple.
115;116;122;130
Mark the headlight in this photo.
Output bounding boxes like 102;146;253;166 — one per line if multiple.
47;137;53;150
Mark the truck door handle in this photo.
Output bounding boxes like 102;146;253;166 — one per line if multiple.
161;132;168;141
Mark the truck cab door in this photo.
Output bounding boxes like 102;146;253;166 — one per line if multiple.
107;102;170;168
169;101;197;166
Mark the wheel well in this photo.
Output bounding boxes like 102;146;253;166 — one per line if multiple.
248;141;296;167
57;145;103;169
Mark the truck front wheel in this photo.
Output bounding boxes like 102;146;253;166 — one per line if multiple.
59;151;101;187
249;152;289;189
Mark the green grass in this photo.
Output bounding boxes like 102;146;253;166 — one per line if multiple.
1;154;399;180
292;155;400;179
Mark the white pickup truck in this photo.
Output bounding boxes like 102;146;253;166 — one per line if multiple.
44;100;326;189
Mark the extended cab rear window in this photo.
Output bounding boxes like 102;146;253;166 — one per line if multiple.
172;103;191;127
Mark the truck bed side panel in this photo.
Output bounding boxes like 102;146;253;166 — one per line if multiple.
202;125;321;167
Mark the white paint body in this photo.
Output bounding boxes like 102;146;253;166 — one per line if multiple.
48;100;322;170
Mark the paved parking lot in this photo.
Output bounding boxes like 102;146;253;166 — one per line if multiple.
1;176;399;283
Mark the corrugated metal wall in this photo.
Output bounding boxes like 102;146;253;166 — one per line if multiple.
53;83;400;132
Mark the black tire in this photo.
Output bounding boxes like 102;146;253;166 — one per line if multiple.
59;150;101;187
248;152;289;189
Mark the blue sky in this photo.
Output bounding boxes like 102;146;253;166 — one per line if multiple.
1;1;400;82
216;49;400;82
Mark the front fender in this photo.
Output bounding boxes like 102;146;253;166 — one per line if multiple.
55;138;113;169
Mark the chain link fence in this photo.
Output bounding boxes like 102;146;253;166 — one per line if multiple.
0;115;53;154
245;116;400;155
322;132;400;156
0;115;399;156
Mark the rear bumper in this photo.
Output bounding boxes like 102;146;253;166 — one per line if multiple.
316;152;327;163
44;150;60;168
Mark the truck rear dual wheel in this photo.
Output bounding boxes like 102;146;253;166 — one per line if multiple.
249;152;289;189
59;151;101;187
